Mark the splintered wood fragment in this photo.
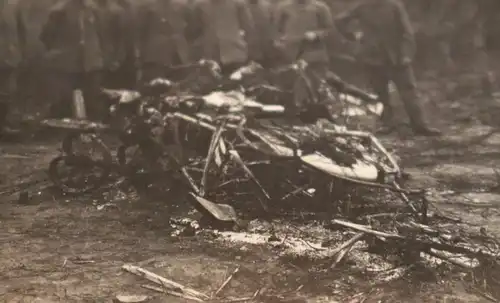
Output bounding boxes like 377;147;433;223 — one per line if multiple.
219;289;261;303
142;284;205;302
218;297;255;303
142;284;165;293
407;221;439;236
214;267;240;298
331;219;404;240
331;233;365;268
333;221;487;259
122;264;209;300
331;232;365;256
114;294;150;303
1;154;29;159
425;250;477;269
72;260;96;264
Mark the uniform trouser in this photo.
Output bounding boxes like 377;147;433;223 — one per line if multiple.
452;44;489;74
365;64;428;130
0;67;17;131
46;71;104;121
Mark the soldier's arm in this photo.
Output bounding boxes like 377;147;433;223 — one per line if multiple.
269;2;279;28
186;0;203;41
181;1;193;41
93;8;108;62
15;3;26;62
40;8;61;50
316;3;334;33
237;1;256;42
134;3;152;63
170;1;191;64
451;1;480;30
113;5;127;65
236;0;257;57
273;4;287;37
128;3;140;64
394;0;416;62
261;3;275;41
334;2;362;29
317;2;354;52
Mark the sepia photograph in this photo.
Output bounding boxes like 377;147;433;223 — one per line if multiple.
1;0;500;302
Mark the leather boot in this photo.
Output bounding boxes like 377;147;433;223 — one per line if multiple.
412;125;442;136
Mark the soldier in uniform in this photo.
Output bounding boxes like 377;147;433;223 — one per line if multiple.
0;0;25;138
189;0;255;75
445;0;488;74
41;0;106;121
483;0;500;50
444;0;494;95
95;0;127;89
405;0;455;72
273;0;336;69
273;0;345;110
336;0;441;136
136;0;191;83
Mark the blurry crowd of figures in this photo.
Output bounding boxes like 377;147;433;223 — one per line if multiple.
0;0;497;136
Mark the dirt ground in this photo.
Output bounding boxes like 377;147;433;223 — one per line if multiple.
2;67;500;303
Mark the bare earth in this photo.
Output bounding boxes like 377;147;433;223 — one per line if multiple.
2;70;500;303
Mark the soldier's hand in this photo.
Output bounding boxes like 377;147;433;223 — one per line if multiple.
401;57;412;66
304;31;318;41
110;61;121;71
273;38;285;49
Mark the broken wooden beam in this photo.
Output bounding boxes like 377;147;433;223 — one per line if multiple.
122;264;210;300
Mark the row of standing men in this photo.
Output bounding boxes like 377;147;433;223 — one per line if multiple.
0;0;455;138
405;0;496;73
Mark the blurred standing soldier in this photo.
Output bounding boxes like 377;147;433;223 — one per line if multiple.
445;0;488;74
0;0;25;138
17;0;57;118
95;0;127;89
247;0;274;67
41;0;106;121
483;0;500;50
189;0;255;75
412;0;455;73
136;0;191;83
273;0;342;110
443;0;494;96
273;0;335;69
336;0;441;136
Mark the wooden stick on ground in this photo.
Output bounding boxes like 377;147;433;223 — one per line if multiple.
331;232;365;268
122;264;210;300
332;219;490;258
425;250;477;269
214;267;240;298
331;219;404;240
142;284;204;302
218;289;260;303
